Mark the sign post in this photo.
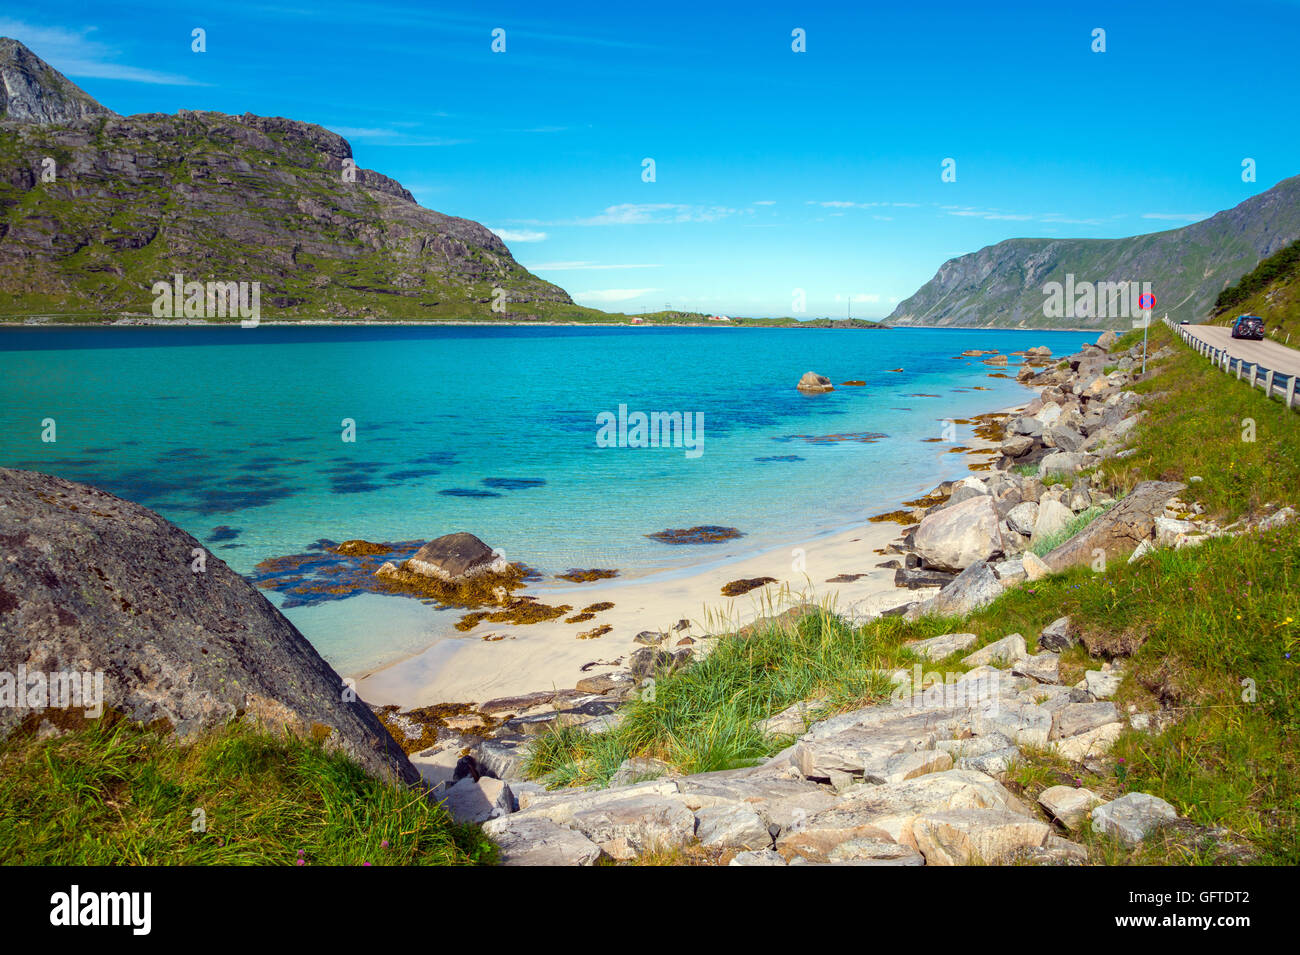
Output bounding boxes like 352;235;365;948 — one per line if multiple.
1134;292;1157;375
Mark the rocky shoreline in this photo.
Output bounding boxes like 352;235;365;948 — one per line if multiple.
384;331;1293;865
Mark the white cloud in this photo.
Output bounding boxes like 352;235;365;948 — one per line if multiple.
752;199;776;206
490;228;547;242
1140;212;1209;221
0;20;205;86
572;203;740;225
526;261;661;270
572;288;660;303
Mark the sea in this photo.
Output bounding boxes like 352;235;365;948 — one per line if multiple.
0;324;1095;674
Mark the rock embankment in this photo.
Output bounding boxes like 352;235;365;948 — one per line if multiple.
0;468;418;785
413;612;1183;865
866;333;1289;618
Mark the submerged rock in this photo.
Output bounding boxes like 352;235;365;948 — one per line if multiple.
646;525;744;545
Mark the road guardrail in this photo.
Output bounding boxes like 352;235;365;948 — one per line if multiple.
1165;318;1298;411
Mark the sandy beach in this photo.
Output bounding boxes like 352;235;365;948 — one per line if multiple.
357;398;1027;708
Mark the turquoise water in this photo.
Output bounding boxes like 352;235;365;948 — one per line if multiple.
0;325;1093;673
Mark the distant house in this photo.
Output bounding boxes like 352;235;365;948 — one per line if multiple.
630;316;644;324
707;314;732;322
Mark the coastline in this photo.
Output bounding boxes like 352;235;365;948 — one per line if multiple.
356;395;1029;708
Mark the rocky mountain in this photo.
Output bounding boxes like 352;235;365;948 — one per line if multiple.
888;175;1300;328
0;467;418;784
0;38;573;320
0;37;116;124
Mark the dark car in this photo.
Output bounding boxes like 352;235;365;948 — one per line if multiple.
1231;314;1265;340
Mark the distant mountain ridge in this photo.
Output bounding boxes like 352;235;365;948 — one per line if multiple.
888;175;1300;328
0;38;573;320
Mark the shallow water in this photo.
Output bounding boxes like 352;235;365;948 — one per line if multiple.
0;324;1093;673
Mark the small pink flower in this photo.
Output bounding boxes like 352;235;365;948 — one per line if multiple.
381;840;389;848
296;859;305;866
362;861;371;866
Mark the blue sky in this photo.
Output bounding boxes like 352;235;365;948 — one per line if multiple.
6;0;1299;316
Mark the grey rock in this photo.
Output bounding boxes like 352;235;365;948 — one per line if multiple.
1044;481;1185;572
1038;785;1104;830
913;808;1051;865
1091;792;1180;846
912;495;1004;573
729;848;788;866
954;745;1022;778
0;468;417;785
694;805;773;850
433;775;514;824
930;561;1005;616
472;736;531;781
1051;702;1119;739
1038;616;1076;652
961;633;1028;667
1012;652;1061;684
1005;501;1039;536
905;631;978;662
1258;506;1295;531
481;815;603;866
1084;669;1123;700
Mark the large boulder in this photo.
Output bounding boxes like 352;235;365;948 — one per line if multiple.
0;468;418;784
930;561;1005;616
912;495;1003;573
406;531;505;580
1043;481;1184;572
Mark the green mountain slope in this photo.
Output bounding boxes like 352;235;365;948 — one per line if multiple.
0;38;573;321
1210;240;1300;344
888;176;1300;329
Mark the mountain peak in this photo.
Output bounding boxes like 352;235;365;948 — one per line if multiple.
0;36;116;124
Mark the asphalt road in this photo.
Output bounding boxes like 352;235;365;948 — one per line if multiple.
1182;324;1300;379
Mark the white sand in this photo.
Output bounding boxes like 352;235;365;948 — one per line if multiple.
357;398;1028;708
357;517;908;706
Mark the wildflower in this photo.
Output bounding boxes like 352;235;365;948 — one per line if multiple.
381;840;389;849
296;859;305;866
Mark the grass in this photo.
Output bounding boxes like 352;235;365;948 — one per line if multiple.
525;597;972;785
1098;324;1300;517
0;718;496;865
1029;503;1111;556
525;325;1300;863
